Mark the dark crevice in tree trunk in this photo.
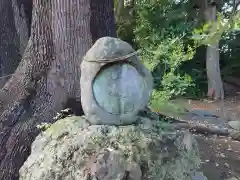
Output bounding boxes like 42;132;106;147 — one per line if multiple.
16;0;33;37
64;98;84;116
90;0;117;43
0;0;116;179
0;0;32;89
0;1;24;88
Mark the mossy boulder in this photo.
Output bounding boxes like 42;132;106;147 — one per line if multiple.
19;115;203;180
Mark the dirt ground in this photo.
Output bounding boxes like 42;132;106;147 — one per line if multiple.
169;95;240;180
195;135;240;180
155;89;240;180
151;80;240;180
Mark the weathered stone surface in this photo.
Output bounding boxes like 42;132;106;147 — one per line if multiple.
191;171;208;180
19;115;201;180
80;37;153;125
93;63;146;115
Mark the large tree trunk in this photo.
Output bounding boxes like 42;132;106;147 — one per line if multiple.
0;0;116;179
90;0;116;43
204;0;224;99
189;0;224;99
0;0;31;88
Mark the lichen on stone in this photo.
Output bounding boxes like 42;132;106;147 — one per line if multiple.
19;115;201;180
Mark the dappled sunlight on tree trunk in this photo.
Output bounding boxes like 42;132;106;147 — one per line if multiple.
206;43;224;99
204;0;224;99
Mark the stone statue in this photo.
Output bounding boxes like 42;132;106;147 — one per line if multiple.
19;37;204;180
80;37;153;125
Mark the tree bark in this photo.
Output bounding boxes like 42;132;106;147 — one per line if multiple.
189;0;224;99
90;0;116;43
0;0;31;88
0;0;116;179
204;0;224;99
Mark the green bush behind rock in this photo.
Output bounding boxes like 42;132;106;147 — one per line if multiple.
19;115;201;180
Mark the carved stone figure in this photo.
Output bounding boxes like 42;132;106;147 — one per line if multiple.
80;37;153;125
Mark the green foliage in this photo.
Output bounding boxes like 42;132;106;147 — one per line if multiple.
191;13;239;46
115;0;240;107
160;72;194;98
220;31;240;76
115;0;136;46
191;11;240;77
117;17;136;46
150;93;187;115
134;0;198;101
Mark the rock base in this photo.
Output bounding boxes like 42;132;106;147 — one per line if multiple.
20;116;201;180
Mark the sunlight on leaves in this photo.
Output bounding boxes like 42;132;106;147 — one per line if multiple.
191;13;240;46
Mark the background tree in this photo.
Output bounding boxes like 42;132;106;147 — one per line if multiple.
204;0;224;99
191;0;240;99
117;0;240;102
0;0;116;179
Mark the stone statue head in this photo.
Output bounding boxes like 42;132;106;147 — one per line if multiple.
80;37;153;125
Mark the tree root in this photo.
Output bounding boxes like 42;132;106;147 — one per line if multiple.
145;108;240;141
171;121;240;141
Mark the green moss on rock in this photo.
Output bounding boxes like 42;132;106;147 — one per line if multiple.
20;116;201;180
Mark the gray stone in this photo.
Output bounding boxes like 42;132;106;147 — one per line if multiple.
80;37;153;125
191;171;208;180
19;116;201;180
189;109;219;118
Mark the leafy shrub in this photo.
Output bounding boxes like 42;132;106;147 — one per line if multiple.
115;0;216;107
133;0;198;102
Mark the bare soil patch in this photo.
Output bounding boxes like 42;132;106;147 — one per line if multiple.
196;135;240;180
